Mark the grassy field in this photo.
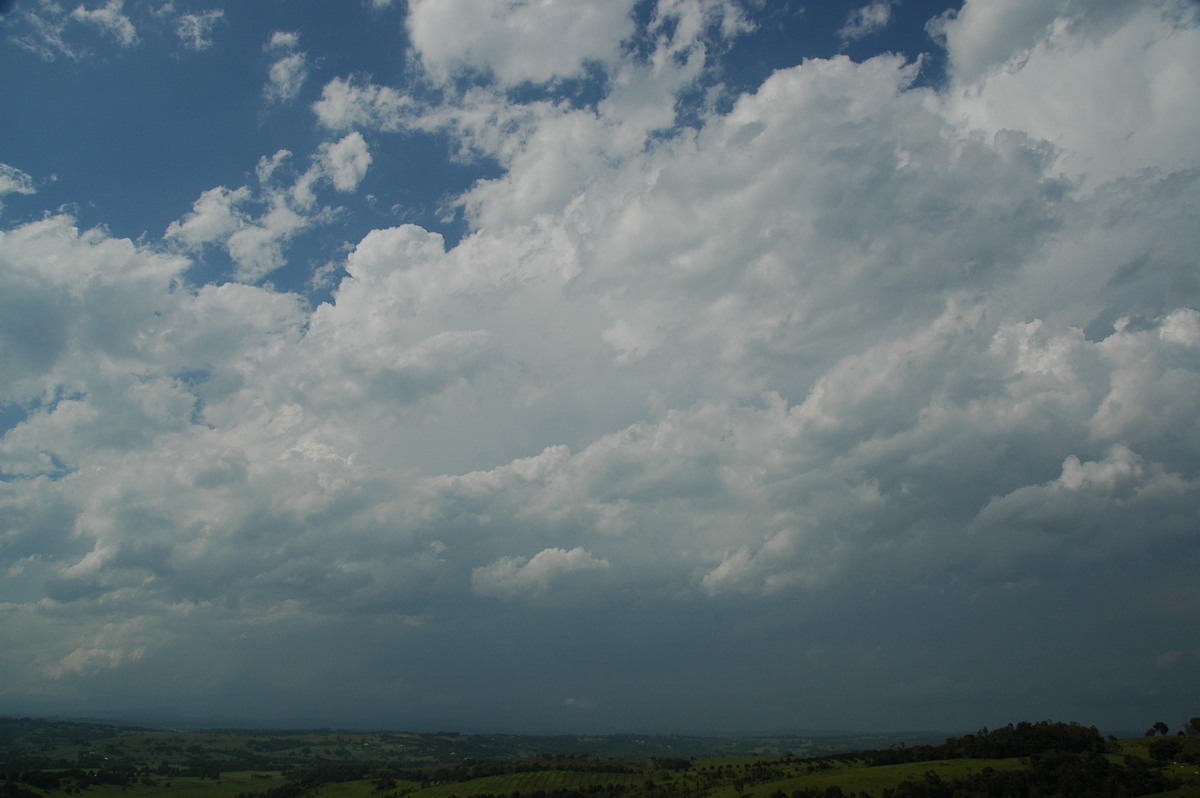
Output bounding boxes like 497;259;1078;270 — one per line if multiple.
706;757;1029;798
10;772;289;798
5;752;1197;798
409;769;646;798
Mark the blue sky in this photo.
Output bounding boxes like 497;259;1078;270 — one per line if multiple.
1;0;1199;735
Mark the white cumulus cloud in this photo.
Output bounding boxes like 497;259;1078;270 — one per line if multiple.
406;0;637;86
320;131;372;193
2;0;1199;732
0;164;36;197
265;30;307;104
473;547;610;597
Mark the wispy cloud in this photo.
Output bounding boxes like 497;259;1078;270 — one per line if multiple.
840;1;895;42
175;9;223;52
70;0;137;47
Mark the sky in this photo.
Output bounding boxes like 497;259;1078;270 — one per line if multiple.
1;0;1199;736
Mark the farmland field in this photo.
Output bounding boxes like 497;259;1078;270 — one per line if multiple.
2;717;1198;797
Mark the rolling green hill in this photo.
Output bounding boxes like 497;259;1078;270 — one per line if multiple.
2;717;1197;798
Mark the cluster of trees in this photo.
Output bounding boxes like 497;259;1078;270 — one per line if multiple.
283;755;639;790
1144;717;1200;737
0;717;142;753
878;750;1174;798
0;782;42;798
2;771;61;790
286;761;377;784
855;721;1106;767
1147;736;1200;765
753;721;1189;798
437;789;634;798
2;766;153;794
701;759;816;783
766;750;1177;798
1142;716;1200;766
424;755;642;784
234;784;318;798
3;761;227;794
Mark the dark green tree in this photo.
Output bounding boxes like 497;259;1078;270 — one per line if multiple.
1149;738;1182;762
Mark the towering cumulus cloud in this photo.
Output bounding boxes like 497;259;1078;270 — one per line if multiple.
0;0;1197;732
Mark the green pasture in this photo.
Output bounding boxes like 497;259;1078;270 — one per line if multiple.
410;769;649;798
314;779;422;798
6;727;1198;798
692;755;782;768
705;757;1028;798
23;771;289;797
389;756;1030;798
1119;734;1200;759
